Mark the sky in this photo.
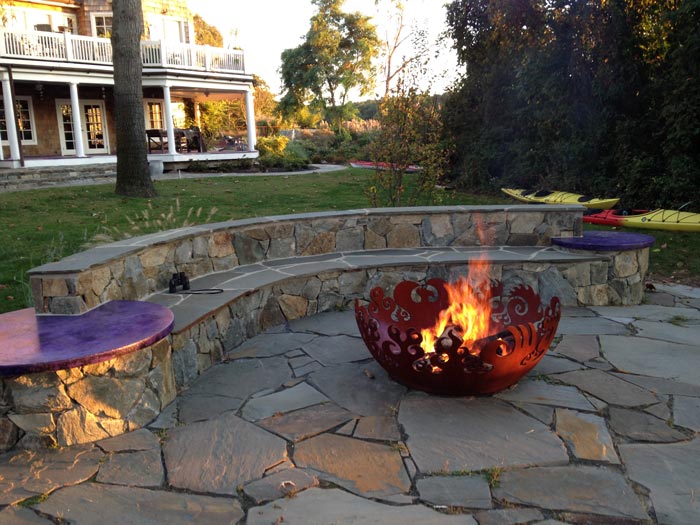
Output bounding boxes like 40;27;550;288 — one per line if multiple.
189;0;460;99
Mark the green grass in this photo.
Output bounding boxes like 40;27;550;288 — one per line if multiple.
1;168;698;314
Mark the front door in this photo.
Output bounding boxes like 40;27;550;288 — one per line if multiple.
56;99;109;155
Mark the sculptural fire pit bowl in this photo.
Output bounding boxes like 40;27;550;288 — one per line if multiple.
355;278;561;395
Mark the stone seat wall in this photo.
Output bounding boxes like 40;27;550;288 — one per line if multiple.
6;206;656;452
28;205;582;315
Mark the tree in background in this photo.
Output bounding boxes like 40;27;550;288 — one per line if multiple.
193;14;223;46
112;0;156;197
279;0;379;132
374;0;429;97
365;61;451;207
443;0;699;209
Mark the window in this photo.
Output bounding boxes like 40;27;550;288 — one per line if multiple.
145;100;164;129
0;97;37;145
92;13;113;38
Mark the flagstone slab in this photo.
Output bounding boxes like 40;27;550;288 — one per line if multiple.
416;475;492;509
472;508;544;525
0;446;103;505
556;369;658;406
645;402;672;421
672;395;700;432
632;319;700;346
308;361;406;416
493;465;648;521
354;415;402;441
399;394;568;473
242;468;319;504
601;335;700;387
96;449;164;487
226;332;317;359
611;373;700;397
241;382;329;422
163;412;288;494
555;409;619;464
246;487;477;525
619;439;700;525
553;334;600;362
96;428;160;452
184;356;293;399
257;402;354;442
0;506;53;525
301;334;371;365
591;304;700;322
556;317;629;336
527;355;585;376
495;380;596;411
512;402;555;425
293;433;411;497
35;483;244;524
608;407;688;442
653;283;700;300
288;310;360;336
177;393;243;424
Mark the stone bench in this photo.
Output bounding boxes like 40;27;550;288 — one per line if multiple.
552;231;655;305
0;301;175;451
11;206;656;451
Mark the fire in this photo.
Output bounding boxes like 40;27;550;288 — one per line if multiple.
419;262;492;356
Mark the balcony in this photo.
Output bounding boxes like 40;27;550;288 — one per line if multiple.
0;29;245;74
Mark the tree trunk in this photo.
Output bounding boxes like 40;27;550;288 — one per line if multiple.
112;0;156;197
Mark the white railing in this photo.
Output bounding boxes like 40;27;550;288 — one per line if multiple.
0;30;245;74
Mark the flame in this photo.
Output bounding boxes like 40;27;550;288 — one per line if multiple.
420;262;492;356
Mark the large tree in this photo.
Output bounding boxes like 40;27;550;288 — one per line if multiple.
112;0;156;197
279;0;379;131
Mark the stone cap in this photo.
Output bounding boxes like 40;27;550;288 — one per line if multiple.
552;231;655;252
28;205;584;275
0;301;174;377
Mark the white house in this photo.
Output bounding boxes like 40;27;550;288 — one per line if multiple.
0;0;258;169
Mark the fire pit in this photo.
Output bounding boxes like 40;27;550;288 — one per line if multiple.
355;278;561;395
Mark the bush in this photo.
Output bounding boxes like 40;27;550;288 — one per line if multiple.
256;136;290;156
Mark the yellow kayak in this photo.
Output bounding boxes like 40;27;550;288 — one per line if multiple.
501;188;620;210
584;208;700;232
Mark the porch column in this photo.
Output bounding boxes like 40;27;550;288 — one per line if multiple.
162;86;177;155
245;88;256;151
1;76;21;160
69;83;86;158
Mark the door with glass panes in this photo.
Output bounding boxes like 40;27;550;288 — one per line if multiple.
56;100;109;155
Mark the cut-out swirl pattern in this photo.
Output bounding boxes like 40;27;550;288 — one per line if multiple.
355;279;561;395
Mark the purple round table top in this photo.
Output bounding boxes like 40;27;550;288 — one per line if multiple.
552;231;655;252
0;301;174;377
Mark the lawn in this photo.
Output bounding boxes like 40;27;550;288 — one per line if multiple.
1;168;698;314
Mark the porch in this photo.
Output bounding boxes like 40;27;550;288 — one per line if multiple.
0;29;256;171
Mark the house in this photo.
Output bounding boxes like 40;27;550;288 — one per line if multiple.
0;0;258;169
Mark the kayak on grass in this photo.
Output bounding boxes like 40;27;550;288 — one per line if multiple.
350;161;422;173
583;208;700;232
501;188;620;210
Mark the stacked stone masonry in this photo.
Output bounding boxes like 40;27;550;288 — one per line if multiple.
29;206;583;314
8;206;654;451
1;338;175;450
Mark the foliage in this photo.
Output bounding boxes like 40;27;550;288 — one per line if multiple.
193;14;223;47
365;72;452;207
256;136;289;156
279;0;380;132
443;0;700;209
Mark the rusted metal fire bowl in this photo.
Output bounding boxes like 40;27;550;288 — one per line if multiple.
355;279;561;395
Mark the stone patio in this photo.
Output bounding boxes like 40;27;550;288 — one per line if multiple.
1;282;699;524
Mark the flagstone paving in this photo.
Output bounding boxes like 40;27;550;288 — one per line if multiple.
1;284;699;524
